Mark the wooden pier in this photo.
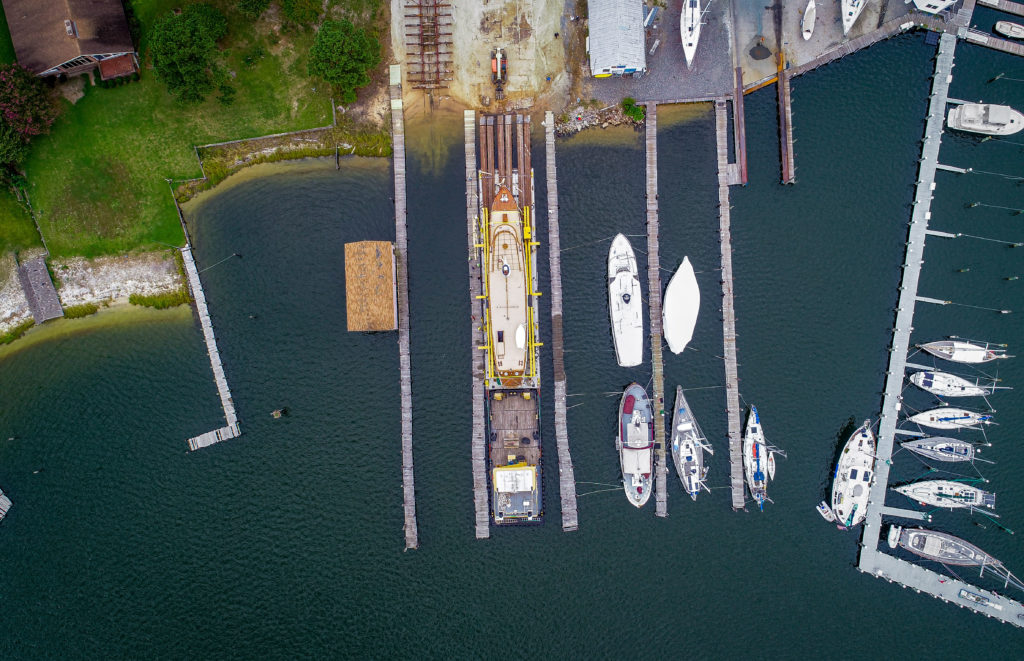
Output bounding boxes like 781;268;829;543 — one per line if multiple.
465;110;490;540
389;67;418;550
978;0;1024;15
733;68;748;186
0;488;11;522
545;111;579;532
643;105;668;519
964;29;1024;57
857;33;1024;627
777;55;795;185
714;100;746;511
182;245;241;452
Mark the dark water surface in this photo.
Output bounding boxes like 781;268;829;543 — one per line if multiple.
2;34;1023;656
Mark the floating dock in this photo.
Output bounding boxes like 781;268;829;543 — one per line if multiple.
857;33;1024;627
777;55;795;185
389;67;418;550
464;110;490;540
182;245;241;452
964;29;1024;57
713;100;746;511
978;0;1024;15
544;111;579;532
643;104;668;519
0;489;11;522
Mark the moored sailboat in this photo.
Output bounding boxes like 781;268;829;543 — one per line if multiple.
830;420;875;528
663;257;699;355
888;526;1024;590
618;383;654;507
743;406;780;511
919;339;1011;364
907;407;993;430
908;371;994;398
608;234;644;367
900;437;977;463
670;385;712;500
894;479;996;511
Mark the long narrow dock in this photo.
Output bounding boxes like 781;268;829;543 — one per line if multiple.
857;33;1024;627
964;29;1024;57
714;100;746;511
733;68;748;185
777;55;795;185
182;245;241;452
644;104;668;518
978;0;1024;15
389;67;418;550
466;111;490;540
545;111;579;532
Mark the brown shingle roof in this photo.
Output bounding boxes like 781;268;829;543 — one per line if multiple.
0;0;134;74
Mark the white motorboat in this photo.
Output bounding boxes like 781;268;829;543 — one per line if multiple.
817;501;836;522
919;339;1011;364
912;0;957;14
830;420;875;529
908;371;993;398
947;103;1024;136
900;437;977;463
894;480;995;511
841;0;868;35
680;0;704;69
663;257;699;354
995;21;1024;39
743;406;777;511
670;385;713;500
608;234;644;367
907;407;993;430
801;0;815;41
618;383;654;508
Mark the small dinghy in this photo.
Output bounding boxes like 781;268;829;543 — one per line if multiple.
663;257;700;355
894;480;995;511
830;420;875;529
900;437;976;463
801;0;815;41
995;21;1024;40
908;371;993;398
907;408;993;430
919;339;1011;364
817;500;836;523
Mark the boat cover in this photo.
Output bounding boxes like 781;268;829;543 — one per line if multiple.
622;444;653;474
663;257;700;354
494;466;536;493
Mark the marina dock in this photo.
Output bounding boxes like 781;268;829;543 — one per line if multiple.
857;33;1024;627
464;110;490;540
777;55;795;185
545;111;579;532
978;0;1024;15
644;104;668;519
182;245;241;452
714;100;746;511
390;67;418;550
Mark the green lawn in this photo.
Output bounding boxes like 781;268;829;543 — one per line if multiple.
23;1;334;257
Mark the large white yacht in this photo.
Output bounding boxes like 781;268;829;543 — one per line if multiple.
608;234;643;367
947;103;1024;136
829;421;875;528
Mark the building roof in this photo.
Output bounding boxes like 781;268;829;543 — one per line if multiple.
587;0;646;75
345;241;397;332
1;0;134;74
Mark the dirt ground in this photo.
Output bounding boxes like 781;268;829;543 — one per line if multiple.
52;252;184;307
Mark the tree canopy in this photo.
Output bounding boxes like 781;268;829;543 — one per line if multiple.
150;3;229;103
307;20;380;104
0;64;59;165
237;0;271;19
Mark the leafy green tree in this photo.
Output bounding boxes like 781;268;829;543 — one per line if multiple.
282;0;322;24
237;0;271;18
150;3;229;102
307;20;381;104
0;64;59;165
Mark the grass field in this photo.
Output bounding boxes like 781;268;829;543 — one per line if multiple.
21;1;335;257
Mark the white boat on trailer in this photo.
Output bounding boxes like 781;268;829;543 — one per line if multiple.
670;385;713;500
829;420;875;529
801;0;815;41
663;257;700;355
618;383;654;508
894;479;996;511
907;407;993;430
841;0;868;35
680;0;705;69
908;371;996;398
995;21;1024;40
900;437;978;463
919;339;1011;364
608;234;644;367
743;406;783;511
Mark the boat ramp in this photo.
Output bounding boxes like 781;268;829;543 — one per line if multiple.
856;33;1024;627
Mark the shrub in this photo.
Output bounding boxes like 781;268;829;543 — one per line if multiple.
237;0;271;18
150;3;229;102
0;63;60;165
282;0;322;24
307;19;381;104
0;319;34;344
64;303;100;319
621;97;646;122
129;289;192;309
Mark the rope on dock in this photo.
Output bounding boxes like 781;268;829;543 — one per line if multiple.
545;111;579;532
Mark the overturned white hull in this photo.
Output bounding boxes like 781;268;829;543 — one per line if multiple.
663;257;699;354
801;0;816;41
608;234;644;367
681;0;703;68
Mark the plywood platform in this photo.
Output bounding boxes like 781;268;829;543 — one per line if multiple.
344;241;397;332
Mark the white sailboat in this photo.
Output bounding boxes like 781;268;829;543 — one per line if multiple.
662;257;699;354
670;385;713;500
801;0;816;41
907;407;993;430
830;421;875;529
919;339;1011;364
900;437;977;463
908;371;995;398
608;234;644;367
841;0;868;35
743;406;782;511
894;480;996;511
680;0;704;69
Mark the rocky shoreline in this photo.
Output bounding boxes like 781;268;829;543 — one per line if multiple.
553;103;642;137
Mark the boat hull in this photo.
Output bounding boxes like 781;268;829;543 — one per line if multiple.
486;185;530;384
608;234;644;367
618;383;654;507
841;0;867;35
830;421;875;528
663;257;699;355
900;437;975;462
947;104;1024;136
680;0;702;68
995;21;1024;39
801;0;815;40
743;406;771;510
891;526;998;567
670;385;710;500
907;407;992;430
908;371;991;397
894;479;995;510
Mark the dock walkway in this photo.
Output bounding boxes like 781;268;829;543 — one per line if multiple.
857;33;1024;627
17;256;63;323
964;28;1024;56
714;100;746;510
0;489;11;521
545;111;579;532
465;111;490;540
978;0;1024;16
390;69;418;550
182;246;241;452
643;105;668;518
777;55;795;185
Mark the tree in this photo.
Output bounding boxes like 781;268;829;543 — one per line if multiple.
0;64;59;165
237;0;271;19
150;3;229;103
282;0;322;24
308;20;380;104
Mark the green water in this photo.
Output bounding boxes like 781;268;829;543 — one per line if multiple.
2;34;1023;656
